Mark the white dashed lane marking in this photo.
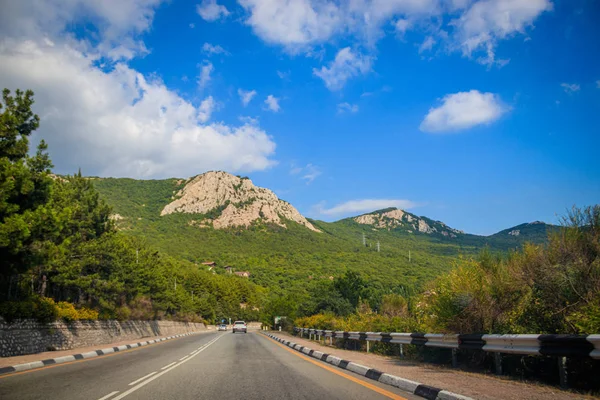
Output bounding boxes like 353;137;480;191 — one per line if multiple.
129;371;157;386
97;391;119;400
161;362;177;370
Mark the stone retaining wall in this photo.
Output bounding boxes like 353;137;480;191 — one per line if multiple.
0;318;207;357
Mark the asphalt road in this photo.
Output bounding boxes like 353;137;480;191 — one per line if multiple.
0;331;420;400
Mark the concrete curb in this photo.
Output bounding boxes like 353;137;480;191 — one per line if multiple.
0;331;206;376
264;333;473;400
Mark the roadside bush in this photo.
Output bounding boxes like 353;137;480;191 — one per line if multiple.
0;297;59;323
76;307;99;320
115;305;131;321
129;296;154;320
56;301;79;322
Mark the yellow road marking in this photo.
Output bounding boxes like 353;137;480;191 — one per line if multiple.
260;334;408;400
0;334;208;379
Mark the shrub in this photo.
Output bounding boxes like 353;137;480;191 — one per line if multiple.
115;305;131;321
77;307;99;320
0;297;59;323
56;301;80;322
129;296;154;320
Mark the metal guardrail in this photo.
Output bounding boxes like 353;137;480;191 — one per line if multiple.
295;328;600;359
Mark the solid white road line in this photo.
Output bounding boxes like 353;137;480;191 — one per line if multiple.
179;355;189;361
97;391;119;400
113;334;224;400
128;371;157;386
161;362;177;370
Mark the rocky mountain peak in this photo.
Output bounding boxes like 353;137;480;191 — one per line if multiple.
160;171;320;232
352;207;463;238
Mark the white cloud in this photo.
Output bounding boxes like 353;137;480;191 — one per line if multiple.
313;47;373;90
237;0;550;67
277;70;291;80
337;102;359;113
0;0;165;61
419;36;436;53
196;0;230;22
0;3;277;179
301;164;321;184
395;18;412;36
197;96;216;123
264;95;281;112
202;42;230;56
238;89;257;106
198;61;213;88
420;90;508;133
239;116;259;125
290;163;321;184
596;80;600;89
561;83;580;94
189;23;195;28
452;0;553;65
317;199;418;216
238;0;341;51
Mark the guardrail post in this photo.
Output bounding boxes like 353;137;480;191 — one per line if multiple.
558;356;568;389
451;348;458;368
329;336;332;346
494;353;503;375
366;341;370;353
399;344;404;359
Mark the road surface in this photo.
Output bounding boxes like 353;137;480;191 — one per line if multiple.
0;331;420;400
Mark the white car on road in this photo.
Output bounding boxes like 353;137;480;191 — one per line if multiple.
232;321;247;333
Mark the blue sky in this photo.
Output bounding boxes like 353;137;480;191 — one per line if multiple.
0;0;598;235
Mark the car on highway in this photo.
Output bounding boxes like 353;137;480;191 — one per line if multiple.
218;324;227;331
232;320;247;333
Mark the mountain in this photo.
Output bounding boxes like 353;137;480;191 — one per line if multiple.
91;171;557;294
487;221;558;248
350;208;464;238
160;171;319;232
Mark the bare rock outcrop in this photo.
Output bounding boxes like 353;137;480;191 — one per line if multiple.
161;171;320;232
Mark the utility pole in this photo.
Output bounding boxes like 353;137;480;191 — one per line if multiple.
174;277;177;291
377;241;380;252
362;233;366;247
136;249;139;264
409;251;411;263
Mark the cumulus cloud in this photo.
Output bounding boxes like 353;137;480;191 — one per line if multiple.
452;0;553;65
0;0;165;61
238;89;257;106
238;0;341;51
198;61;213;88
596;80;600;89
0;1;277;179
561;83;580;94
237;0;551;67
202;42;230;56
197;96;216;123
420;90;508;133
337;102;359;113
317;199;419;216
264;95;281;112
196;0;230;21
313;47;372;90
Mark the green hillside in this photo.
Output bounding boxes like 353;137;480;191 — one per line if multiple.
92;177;555;298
